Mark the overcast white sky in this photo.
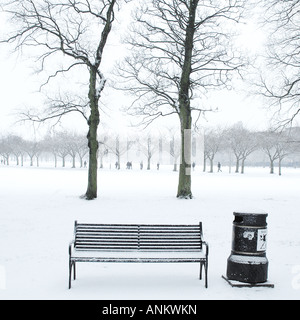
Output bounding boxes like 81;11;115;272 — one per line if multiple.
0;5;272;140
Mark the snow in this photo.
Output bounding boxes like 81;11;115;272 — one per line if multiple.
0;164;299;300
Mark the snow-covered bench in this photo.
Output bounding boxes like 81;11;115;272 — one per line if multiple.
68;221;209;289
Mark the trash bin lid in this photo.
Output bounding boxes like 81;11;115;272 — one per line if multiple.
233;210;268;226
234;210;268;216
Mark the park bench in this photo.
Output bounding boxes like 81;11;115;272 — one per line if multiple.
68;221;209;289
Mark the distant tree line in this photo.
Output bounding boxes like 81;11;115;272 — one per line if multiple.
0;129;186;170
0;131;88;168
203;124;300;175
1;124;300;175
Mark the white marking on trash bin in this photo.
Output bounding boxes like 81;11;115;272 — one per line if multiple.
257;229;267;251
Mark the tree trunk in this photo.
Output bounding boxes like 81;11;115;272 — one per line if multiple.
270;159;274;174
235;158;239;173
116;153;121;170
71;155;76;168
85;67;100;200
278;158;282;176
177;111;192;199
54;154;57;168
99;155;103;169
176;0;198;199
241;158;245;174
147;157;151;170
84;0;115;199
209;158;213;173
173;162;177;172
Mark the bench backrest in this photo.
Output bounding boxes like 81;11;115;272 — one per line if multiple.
74;221;203;252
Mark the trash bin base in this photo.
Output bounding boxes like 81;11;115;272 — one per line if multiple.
226;254;268;283
222;275;274;288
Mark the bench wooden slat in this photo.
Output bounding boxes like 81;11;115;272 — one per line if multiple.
74;223;203;251
76;247;139;251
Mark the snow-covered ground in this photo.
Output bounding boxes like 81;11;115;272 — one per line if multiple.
0;164;299;300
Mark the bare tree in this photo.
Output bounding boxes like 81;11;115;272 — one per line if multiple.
105;134;132;169
259;130;292;175
6;135;26;166
0;136;12;165
55;132;71;167
137;133;157;170
43;133;60;167
226;123;258;173
277;139;292;176
287;127;300;156
98;139;109;169
1;0;123;199
76;135;89;168
65;133;79;168
117;0;246;198
165;127;181;172
257;0;300;127
43;131;77;167
203;127;224;173
24;140;43;167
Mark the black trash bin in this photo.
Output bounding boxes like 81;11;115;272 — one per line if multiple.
226;211;269;284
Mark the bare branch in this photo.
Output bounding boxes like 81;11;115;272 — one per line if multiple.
256;0;300;126
116;0;246;126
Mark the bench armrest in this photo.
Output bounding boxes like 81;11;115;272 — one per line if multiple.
69;240;75;257
202;241;209;259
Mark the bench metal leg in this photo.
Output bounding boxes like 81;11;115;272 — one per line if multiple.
69;260;72;289
199;262;208;288
199;262;203;280
69;260;76;289
73;262;76;280
205;262;208;288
